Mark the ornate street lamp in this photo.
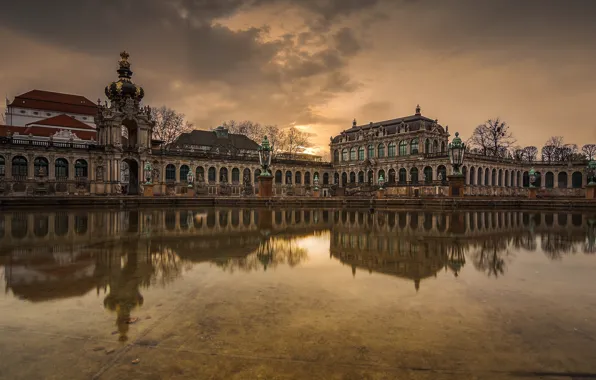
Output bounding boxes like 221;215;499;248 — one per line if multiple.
258;136;273;177
529;167;537;188
448;132;465;176
144;162;152;184
378;173;385;189
313;173;319;191
186;170;194;188
587;159;596;186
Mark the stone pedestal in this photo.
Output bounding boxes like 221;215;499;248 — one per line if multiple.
447;175;465;197
258;175;273;197
313;189;320;197
586;184;596;199
376;189;385;199
143;184;154;196
187;188;195;197
528;187;537;199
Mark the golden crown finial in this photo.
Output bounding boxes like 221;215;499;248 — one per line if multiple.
119;51;130;69
120;51;129;61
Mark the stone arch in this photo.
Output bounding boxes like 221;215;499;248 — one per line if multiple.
341;172;348;186
34;156;49;178
571;171;583;188
469;166;475;185
122;158;140;195
295;171;302;184
498;169;503;186
410;167;419;184
275;170;282;184
358;170;365;183
349;171;356;183
220;167;229;183
545;172;554;188
74;159;88;179
231;167;240;184
208;167;216;183
388;168;396;184
423;166;433;184
558;172;568;188
398;168;407;184
165;164;176;181
55;157;69;180
285;170;292;184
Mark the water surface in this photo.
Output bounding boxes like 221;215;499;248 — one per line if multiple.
1;208;595;380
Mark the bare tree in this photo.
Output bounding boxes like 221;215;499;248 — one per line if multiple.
222;120;283;155
150;106;193;147
468;118;515;157
280;126;313;158
522;146;538;162
582;144;596;160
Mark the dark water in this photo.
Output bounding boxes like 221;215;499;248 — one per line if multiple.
1;208;595;380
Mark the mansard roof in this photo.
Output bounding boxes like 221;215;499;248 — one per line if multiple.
332;108;447;144
173;128;261;151
9;90;98;116
27;114;95;130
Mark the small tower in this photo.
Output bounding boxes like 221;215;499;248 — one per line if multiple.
352;118;357;127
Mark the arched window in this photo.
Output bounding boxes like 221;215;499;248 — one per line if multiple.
367;145;374;158
441;141;446;152
341;172;348;186
558;172;568;188
295;171;302;184
305;172;311;185
522;171;530;187
75;159;88;178
377;144;385;158
196;167;205;182
571;171;583;188
34;157;49;178
433;140;438;152
232;168;240;183
545;172;554;188
275;170;282;184
462;166;468;184
350;148;356;161
254;169;261;184
477;167;483;185
410;167;419;184
425;139;430;153
398;168;407;184
469;166;475;185
220;167;229;183
285;170;292;184
166;164;176;181
410;138;419;154
388;142;396;157
491;169;497;186
358;171;364;183
485;168;490;186
358;146;365;160
55;158;68;180
0;156;4;178
208;167;216;183
333;172;339;185
424;166;433;183
333;150;340;163
349;172;356;183
180;165;190;182
388;169;396;183
399;140;407;156
243;168;251;184
323;173;329;185
342;149;348;161
368;170;374;184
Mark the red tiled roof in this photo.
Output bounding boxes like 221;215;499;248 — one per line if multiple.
22;126;96;140
27;114;95;130
0;124;25;137
9;90;98;116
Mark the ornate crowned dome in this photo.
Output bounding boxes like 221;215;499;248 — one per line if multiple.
105;51;144;103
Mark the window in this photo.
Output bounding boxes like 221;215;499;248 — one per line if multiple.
82;117;87;120
342;149;348;161
208;167;216;182
398;168;407;184
180;165;190;182
0;156;5;177
425;139;430;153
367;145;374;158
350;172;356;183
377;144;385;158
196;167;205;182
295;171;302;184
166;164;176;181
285;171;292;184
12;156;27;178
358;146;365;160
220;167;229;183
75;160;88;178
410;167;419;184
305;172;311;185
275;170;282;184
410;138;419;154
46;113;51;116
333;150;340;163
424;167;433;183
232;168;240;183
33;111;39;115
388;142;396;157
55;158;68;180
397;140;406;156
350;148;356;161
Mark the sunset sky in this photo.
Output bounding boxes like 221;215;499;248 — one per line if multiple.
1;0;595;156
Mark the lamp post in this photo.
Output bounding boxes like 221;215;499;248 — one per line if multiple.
257;136;274;197
586;159;596;200
529;168;537;188
378;173;385;189
447;132;466;197
142;161;154;197
144;162;152;185
448;132;465;176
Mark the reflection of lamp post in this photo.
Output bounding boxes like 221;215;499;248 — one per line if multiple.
447;239;466;277
257;136;274;197
447;132;466;197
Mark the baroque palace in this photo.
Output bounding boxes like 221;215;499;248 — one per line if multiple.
0;52;592;198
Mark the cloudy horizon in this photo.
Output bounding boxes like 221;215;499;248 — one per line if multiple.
1;0;595;156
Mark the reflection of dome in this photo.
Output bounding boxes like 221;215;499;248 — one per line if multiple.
105;51;144;103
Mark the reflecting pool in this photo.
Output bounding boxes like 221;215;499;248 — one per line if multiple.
1;208;596;380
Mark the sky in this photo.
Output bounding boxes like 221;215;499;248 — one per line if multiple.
1;0;595;156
